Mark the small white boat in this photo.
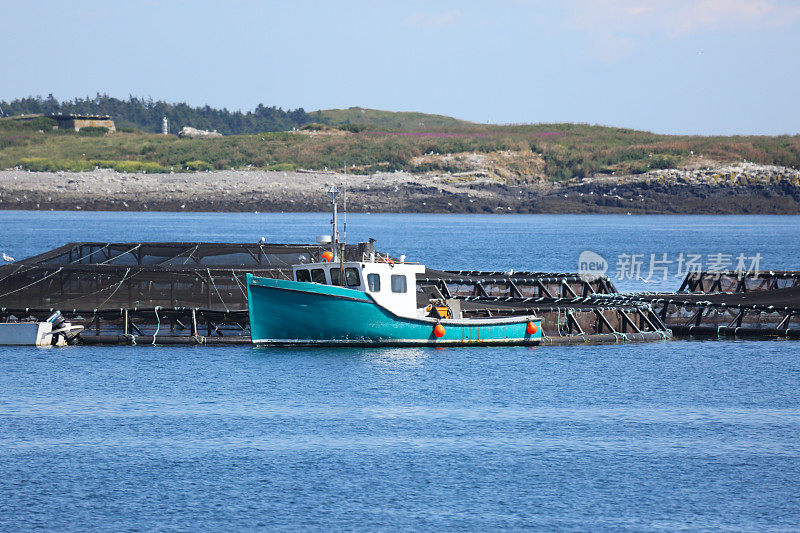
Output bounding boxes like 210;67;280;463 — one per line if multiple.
0;312;83;346
0;322;56;346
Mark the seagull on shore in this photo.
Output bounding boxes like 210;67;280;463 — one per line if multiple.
2;252;15;262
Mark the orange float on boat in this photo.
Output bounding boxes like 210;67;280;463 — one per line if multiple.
433;324;445;338
526;322;538;335
321;251;334;262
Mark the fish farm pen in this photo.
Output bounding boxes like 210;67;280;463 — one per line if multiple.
678;270;800;293
2;243;799;345
584;270;800;339
416;270;668;344
0;242;372;345
609;285;800;338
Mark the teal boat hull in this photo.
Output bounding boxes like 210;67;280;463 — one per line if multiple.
246;274;542;346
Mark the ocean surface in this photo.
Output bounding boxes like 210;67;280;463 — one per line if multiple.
1;211;800;531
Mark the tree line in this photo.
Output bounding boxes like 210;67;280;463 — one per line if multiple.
0;94;311;134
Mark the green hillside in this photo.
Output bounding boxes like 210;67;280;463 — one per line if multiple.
310;107;472;130
1;111;799;182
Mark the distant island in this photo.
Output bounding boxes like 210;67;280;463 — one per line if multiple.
0;94;798;214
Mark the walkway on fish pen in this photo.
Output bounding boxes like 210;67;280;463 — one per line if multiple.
418;270;668;344
0;242;348;345
594;271;800;339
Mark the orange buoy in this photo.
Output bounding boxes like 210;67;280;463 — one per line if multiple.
321;251;334;262
526;322;538;335
433;324;445;338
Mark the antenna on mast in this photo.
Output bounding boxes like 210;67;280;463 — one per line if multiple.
343;160;347;245
327;185;340;257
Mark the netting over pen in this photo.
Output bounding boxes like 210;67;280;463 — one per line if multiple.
0;242;374;312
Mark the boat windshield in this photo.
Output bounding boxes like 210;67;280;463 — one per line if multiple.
310;268;326;284
345;267;360;287
295;265;363;287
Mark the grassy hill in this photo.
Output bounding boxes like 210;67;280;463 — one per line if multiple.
1;112;799;182
310;107;473;130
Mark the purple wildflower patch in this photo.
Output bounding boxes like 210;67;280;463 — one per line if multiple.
358;131;489;138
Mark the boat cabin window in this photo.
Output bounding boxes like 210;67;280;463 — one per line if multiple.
330;268;342;286
367;273;381;292
311;268;327;284
296;269;311;282
391;274;407;293
345;267;360;287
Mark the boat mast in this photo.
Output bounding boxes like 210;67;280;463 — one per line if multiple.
343;162;347;246
341;165;347;283
327;185;340;260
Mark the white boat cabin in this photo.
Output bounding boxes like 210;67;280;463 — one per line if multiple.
292;260;426;318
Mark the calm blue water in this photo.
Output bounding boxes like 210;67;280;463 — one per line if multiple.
1;212;800;531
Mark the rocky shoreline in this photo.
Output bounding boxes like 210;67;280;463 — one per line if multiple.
0;162;799;214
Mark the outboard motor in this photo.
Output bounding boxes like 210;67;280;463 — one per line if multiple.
47;311;66;331
46;310;83;345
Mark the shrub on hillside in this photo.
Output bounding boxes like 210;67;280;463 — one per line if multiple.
16;158;169;173
0;136;28;149
112;160;168;173
300;123;335;131
339;123;366;133
17;157;63;171
185;160;213;171
650;154;679;169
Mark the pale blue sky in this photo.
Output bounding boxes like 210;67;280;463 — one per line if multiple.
1;0;799;135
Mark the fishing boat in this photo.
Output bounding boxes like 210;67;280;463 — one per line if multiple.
247;187;543;346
